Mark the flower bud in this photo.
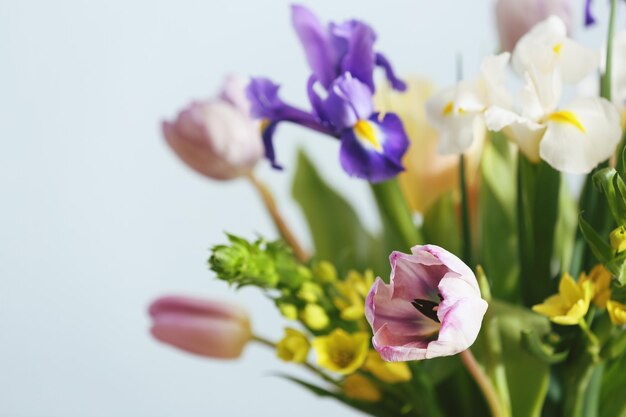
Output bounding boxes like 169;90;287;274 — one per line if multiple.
610;226;626;253
276;328;310;363
495;0;573;52
162;75;264;180
148;295;252;359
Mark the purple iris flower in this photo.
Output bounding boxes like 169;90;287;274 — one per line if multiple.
291;4;406;93
584;0;596;26
246;73;408;183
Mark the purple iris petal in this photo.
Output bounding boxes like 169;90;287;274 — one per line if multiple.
246;78;283;119
375;53;407;91
261;121;282;170
321;73;374;130
291;5;338;89
331;20;377;92
584;0;596;26
339;113;408;183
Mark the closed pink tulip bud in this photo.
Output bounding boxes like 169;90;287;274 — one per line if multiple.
162;75;264;180
495;0;573;52
149;295;252;359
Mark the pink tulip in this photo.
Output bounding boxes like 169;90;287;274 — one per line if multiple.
495;0;573;52
162;75;264;180
365;245;487;361
149;295;252;359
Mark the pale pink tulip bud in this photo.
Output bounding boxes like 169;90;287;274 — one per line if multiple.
495;0;573;52
149;295;252;359
162;75;264;180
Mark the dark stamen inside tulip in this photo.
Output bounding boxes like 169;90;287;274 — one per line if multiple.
412;298;440;323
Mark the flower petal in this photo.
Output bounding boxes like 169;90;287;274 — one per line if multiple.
484;107;545;162
339;113;408;182
321;73;374;130
291;5;338;89
539;97;622;173
331;20;377;92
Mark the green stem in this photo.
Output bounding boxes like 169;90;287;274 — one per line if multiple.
460;153;473;266
477;267;512;416
460;349;505;417
370;179;423;252
601;0;618;100
562;353;598;417
517;154;561;306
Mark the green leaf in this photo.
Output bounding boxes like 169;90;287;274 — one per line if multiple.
600;354;626;417
579;216;613;263
292;150;381;274
520;329;569;364
276;374;398;417
493;300;552;417
422;192;461;257
478;135;519;301
592;167;625;225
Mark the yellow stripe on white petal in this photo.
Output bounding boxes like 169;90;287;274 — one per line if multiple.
354;119;383;152
547;110;585;133
540;98;622;174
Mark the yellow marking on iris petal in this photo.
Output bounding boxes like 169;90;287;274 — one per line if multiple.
260;118;271;133
354;119;382;152
442;101;454;116
548;110;586;133
553;43;563;55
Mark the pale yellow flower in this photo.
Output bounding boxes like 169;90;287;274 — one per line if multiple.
533;273;593;325
278;303;298;320
312;329;369;375
362;350;411;384
276;328;310;363
343;374;381;402
607;300;626;326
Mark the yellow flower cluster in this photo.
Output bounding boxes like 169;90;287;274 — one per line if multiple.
332;270;374;322
533;265;626;327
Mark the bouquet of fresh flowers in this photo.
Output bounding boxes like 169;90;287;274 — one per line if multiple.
149;1;626;416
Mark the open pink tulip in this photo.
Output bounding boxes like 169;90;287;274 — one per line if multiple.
162;75;264;180
365;245;487;361
149;295;252;359
495;0;572;52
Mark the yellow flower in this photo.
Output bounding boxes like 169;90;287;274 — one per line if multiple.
610;225;626;253
362;350;412;383
607;300;626;325
532;273;593;325
301;304;329;330
312;329;369;375
313;261;337;284
333;270;375;321
276;328;310;363
297;282;323;303
578;265;612;308
343;374;381;402
278;303;298;320
374;77;483;214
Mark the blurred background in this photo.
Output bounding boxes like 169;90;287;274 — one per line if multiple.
0;1;614;416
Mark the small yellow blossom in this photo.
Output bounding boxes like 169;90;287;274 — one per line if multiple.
578;265;612;308
533;273;593;325
333;270;375;321
607;300;626;325
297;282;323;303
610;226;626;253
312;329;369;375
362;350;412;383
276;328;310;363
313;261;337;283
278;303;298;320
301;304;329;330
343;374;381;402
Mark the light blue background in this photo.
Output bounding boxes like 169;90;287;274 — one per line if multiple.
0;1;617;416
